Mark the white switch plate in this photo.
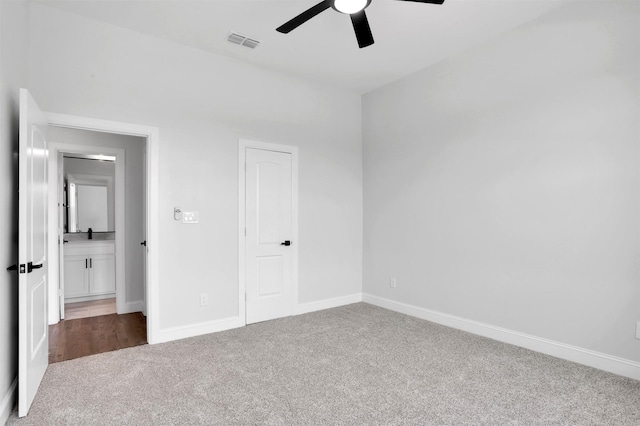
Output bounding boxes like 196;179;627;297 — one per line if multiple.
389;277;397;288
182;211;199;224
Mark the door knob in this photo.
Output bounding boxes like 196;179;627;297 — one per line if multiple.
280;240;291;246
27;262;44;273
140;241;147;246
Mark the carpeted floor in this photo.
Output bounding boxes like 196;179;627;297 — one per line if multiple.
8;303;640;425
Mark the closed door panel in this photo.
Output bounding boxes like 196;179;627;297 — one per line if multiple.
245;148;292;324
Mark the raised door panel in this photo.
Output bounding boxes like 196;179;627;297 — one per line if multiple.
90;254;116;295
64;255;89;298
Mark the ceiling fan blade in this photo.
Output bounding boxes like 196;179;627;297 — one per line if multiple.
395;0;445;4
276;1;332;34
350;10;374;48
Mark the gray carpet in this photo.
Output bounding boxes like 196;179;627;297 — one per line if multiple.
8;303;640;425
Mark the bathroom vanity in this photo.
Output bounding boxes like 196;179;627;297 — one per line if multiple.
64;239;115;302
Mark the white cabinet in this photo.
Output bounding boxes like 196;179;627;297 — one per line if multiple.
64;241;115;301
64;255;90;298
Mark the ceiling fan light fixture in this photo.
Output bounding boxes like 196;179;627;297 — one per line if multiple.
276;0;445;48
333;0;369;14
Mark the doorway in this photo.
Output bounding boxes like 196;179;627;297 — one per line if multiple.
60;152;118;320
43;113;160;346
48;130;144;318
46;112;161;344
47;127;147;362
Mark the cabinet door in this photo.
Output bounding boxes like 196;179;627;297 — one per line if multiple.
90;254;116;295
64;255;89;298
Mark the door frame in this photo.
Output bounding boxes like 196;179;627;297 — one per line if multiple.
47;142;125;322
238;139;299;324
45;112;160;344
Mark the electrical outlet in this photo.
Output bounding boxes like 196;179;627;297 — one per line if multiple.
200;293;208;306
389;277;397;288
174;207;182;221
636;321;640;340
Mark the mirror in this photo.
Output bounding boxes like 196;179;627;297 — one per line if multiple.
68;181;109;232
64;156;116;233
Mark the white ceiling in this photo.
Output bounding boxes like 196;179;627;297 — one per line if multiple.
36;0;566;94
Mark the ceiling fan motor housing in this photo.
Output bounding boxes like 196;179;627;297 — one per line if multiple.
331;0;372;15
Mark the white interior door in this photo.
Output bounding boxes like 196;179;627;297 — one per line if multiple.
245;148;293;324
58;151;65;320
18;89;49;417
142;146;147;315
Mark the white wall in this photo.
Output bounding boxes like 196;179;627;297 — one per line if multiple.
28;3;363;331
363;1;640;364
52;127;146;305
0;0;28;421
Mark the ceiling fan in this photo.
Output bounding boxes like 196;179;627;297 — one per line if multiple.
276;0;446;49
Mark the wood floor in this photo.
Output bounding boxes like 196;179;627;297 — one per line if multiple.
64;297;116;320
49;312;147;363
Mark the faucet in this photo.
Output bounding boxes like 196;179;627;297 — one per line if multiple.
88;228;93;240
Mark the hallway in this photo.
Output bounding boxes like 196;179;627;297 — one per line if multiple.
49;312;147;363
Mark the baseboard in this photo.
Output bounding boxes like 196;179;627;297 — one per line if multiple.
121;300;145;314
152;294;362;345
363;294;640;381
0;378;17;425
295;293;363;316
154;316;245;344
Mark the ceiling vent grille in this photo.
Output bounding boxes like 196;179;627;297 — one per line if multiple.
227;32;260;49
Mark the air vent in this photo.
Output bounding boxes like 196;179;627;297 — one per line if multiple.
226;32;261;49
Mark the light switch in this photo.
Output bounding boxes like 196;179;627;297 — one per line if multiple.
182;211;199;224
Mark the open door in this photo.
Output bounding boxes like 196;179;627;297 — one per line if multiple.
18;88;49;417
142;146;148;315
58;151;65;320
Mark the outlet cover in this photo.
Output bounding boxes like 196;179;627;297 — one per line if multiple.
636;321;640;340
182;211;199;224
200;293;208;306
389;277;397;288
